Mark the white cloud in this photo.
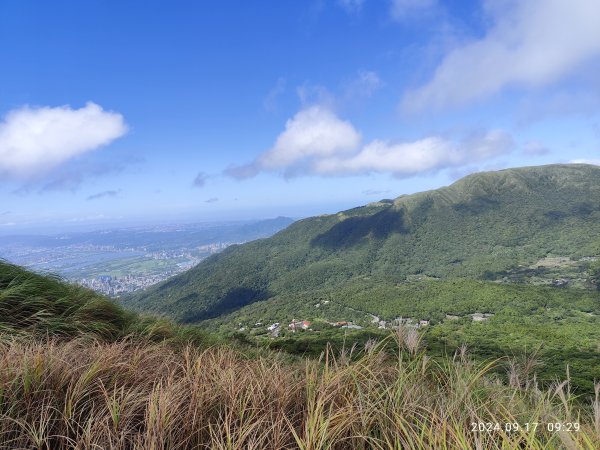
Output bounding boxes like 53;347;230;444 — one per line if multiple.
257;106;361;172
390;0;437;21
314;130;513;176
226;107;513;179
403;0;600;111
0;102;127;178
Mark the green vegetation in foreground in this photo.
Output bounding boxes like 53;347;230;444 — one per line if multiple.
206;279;600;392
2;261;600;448
1;331;599;448
0;260;214;346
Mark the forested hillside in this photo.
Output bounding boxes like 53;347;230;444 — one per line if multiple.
126;164;600;322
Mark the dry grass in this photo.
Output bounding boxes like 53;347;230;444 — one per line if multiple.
0;335;598;450
2;261;596;448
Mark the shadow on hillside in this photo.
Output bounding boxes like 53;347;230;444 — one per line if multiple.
179;287;271;323
544;202;599;223
311;207;408;250
452;197;500;214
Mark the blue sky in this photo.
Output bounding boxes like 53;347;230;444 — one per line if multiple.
1;0;600;233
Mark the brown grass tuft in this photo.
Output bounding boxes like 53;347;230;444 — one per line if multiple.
0;337;597;449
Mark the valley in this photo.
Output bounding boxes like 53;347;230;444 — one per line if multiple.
0;217;294;296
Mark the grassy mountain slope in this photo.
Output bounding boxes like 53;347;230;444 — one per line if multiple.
0;260;213;345
126;164;600;322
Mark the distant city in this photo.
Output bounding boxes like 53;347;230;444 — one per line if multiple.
75;243;232;296
0;217;294;297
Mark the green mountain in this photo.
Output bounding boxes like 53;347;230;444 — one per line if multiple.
126;164;600;323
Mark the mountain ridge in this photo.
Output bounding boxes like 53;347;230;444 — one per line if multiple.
125;163;600;323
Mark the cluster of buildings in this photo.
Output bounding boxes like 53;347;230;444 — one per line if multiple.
253;316;437;338
261;320;313;337
244;307;501;339
257;319;368;337
147;250;198;261
76;272;178;296
242;311;496;339
288;320;312;331
330;321;363;329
